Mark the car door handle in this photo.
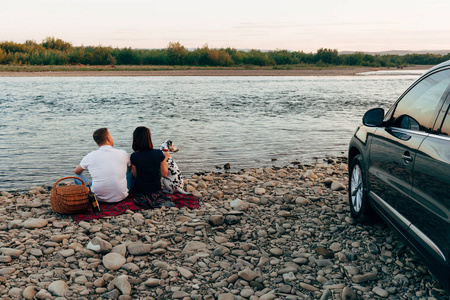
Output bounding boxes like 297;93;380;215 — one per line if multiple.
402;152;413;164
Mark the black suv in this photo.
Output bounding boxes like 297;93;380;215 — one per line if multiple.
348;61;450;292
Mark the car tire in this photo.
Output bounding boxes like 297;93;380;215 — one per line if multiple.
348;154;376;223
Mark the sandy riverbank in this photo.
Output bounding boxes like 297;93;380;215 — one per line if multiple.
0;65;431;77
0;159;447;299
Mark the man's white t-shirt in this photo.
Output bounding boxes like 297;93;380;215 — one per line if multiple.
80;145;130;203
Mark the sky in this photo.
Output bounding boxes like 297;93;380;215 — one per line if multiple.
1;0;449;52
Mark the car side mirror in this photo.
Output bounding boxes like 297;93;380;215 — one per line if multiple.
363;108;384;127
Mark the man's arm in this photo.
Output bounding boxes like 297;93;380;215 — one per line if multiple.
160;152;170;178
74;164;85;175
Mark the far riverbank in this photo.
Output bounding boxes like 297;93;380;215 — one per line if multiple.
0;65;431;77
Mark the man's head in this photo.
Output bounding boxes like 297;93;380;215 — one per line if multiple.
93;128;113;146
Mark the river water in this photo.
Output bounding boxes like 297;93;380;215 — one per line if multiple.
0;72;423;191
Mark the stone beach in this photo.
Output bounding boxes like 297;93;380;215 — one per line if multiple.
0;158;447;299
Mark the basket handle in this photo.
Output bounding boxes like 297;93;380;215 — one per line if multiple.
53;176;86;194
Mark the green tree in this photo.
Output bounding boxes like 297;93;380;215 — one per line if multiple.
167;42;188;65
84;46;116;65
42;37;73;52
116;47;141;65
316;48;340;65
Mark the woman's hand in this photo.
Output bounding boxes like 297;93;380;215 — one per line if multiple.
163;151;171;159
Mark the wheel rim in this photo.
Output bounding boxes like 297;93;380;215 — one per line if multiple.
351;164;363;213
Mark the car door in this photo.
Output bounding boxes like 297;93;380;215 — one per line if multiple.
407;99;450;281
368;68;450;232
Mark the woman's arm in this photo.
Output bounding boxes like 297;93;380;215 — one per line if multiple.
131;165;137;178
160;152;170;178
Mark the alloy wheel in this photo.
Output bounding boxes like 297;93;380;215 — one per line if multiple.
351;164;363;213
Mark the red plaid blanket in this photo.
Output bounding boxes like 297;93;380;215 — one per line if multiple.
72;192;200;222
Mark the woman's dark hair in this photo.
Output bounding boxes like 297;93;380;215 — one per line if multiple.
132;126;153;151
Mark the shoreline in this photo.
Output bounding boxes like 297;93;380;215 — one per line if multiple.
0;159;447;299
0;65;431;77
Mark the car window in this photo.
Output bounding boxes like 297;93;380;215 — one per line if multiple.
440;106;450;136
391;69;450;132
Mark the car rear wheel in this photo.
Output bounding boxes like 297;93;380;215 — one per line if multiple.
349;154;376;222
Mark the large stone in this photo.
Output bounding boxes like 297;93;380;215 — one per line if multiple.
35;289;52;299
112;244;127;257
373;287;389;297
22;218;48;229
230;199;244;208
7;220;22;229
48;280;69;297
208;215;224;226
295;196;309;205
144;278;160;287
255;188;266;195
341;287;358;300
218;293;234;300
114;275;131;295
352;273;377;283
270;247;283;256
127;243;151;255
22;286;38;299
51;234;71;242
0;248;23;258
260;293;277;300
315;246;334;258
0;267;16;275
300;282;319;291
30;249;43;257
152;240;169;249
87;237;112;254
173;291;190;299
59;249;74;257
103;253;126;270
183;241;207;252
102;289;120;299
238;269;258;281
330;242;342;252
0;255;11;262
177;266;194;279
331;181;345;191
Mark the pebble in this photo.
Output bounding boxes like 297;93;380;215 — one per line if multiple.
103;253;126;270
48;280;69;297
21;218;48;229
341;286;358;300
270;247;283;256
51;234;71;242
127;243;151;255
87;237;112;253
373;286;389;297
209;215;224;226
177;266;194;279
255;188;266;195
22;286;38;299
218;293;235;300
330;181;345;191
114;275;131;295
238;269;258;281
0;248;23;258
352;273;377;283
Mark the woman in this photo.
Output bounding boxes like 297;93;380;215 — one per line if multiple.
130;126;173;207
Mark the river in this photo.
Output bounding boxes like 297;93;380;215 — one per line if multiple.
0;72;423;191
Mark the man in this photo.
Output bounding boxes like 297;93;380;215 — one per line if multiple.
74;128;130;203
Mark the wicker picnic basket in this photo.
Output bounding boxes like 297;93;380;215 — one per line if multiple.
50;176;90;214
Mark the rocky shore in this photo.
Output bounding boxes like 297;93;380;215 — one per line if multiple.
0;158;447;299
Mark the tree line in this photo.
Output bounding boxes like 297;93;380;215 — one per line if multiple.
1;37;449;67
